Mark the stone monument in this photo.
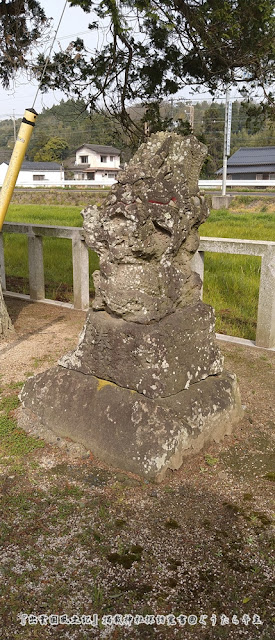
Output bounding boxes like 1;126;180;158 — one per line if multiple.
20;133;242;480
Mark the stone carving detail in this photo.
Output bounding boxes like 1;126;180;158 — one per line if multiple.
20;133;242;480
82;133;208;323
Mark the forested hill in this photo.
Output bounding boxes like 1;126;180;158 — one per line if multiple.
0;99;127;169
0;98;274;178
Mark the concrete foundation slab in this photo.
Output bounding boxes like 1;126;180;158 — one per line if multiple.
212;195;234;209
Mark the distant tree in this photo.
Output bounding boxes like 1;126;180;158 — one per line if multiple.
26;129;50;162
34;137;69;162
24;99;126;160
37;0;275;141
0;0;48;87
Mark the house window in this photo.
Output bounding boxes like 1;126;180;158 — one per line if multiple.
109;156;114;162
256;174;263;180
108;173;116;178
33;174;45;181
80;156;88;163
101;155;108;163
269;174;275;179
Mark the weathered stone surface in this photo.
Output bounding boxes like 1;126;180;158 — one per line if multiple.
60;302;223;399
19;131;242;480
20;368;242;481
82;133;208;323
0;283;14;338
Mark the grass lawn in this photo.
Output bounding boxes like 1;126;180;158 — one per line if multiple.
201;207;275;339
3;203;275;340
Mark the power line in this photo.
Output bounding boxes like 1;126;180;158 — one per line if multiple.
57;30;92;41
32;1;68;110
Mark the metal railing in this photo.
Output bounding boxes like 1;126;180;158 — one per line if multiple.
1;222;275;349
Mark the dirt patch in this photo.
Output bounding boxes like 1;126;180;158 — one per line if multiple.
0;298;85;384
0;298;274;639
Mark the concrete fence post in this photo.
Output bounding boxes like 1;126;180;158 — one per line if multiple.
72;232;90;310
0;232;6;290
191;250;204;299
256;247;275;348
28;233;45;301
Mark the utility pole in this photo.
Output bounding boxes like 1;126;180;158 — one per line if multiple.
185;101;194;132
12;110;17;144
222;88;232;196
170;98;174;120
189;104;194;132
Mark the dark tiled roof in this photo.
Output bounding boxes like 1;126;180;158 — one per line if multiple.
21;161;62;171
227;146;275;166
216;164;275;175
76;144;121;155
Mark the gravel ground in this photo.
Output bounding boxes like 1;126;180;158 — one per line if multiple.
0;298;274;640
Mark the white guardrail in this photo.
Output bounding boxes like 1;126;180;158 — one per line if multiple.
1;223;275;349
2;179;275;189
199;179;275;189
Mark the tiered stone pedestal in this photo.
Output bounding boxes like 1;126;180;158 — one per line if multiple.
20;302;242;481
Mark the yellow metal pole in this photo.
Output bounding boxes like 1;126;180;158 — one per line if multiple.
0;108;37;231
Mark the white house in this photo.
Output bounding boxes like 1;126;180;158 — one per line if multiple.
0;161;64;187
74;144;121;184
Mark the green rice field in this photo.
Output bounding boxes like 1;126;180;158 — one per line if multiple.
3;205;99;303
201;207;275;339
3;203;275;340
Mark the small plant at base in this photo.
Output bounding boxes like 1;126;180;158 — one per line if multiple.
205;454;219;467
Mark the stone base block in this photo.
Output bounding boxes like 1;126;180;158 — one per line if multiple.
20;367;242;481
211;195;234;210
60;302;223;399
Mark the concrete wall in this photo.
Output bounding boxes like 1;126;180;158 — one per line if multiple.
10;189;108;206
0;163;64;187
